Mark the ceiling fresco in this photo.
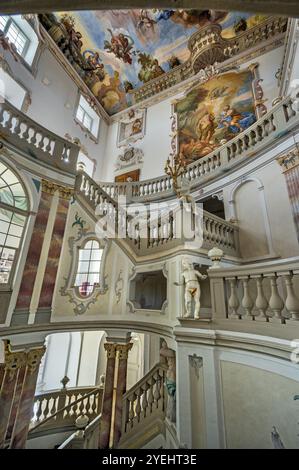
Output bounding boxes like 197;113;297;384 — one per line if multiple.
39;10;268;116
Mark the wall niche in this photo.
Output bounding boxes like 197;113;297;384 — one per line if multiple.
129;270;167;311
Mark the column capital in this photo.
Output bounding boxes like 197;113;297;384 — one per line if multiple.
3;341;26;379
2;341;46;378
26;347;46;374
116;343;133;360
42;179;74;200
104;343;117;359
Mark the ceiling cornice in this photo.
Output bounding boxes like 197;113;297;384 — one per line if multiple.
0;1;298;17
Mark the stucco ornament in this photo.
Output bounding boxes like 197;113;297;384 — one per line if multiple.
175;258;207;318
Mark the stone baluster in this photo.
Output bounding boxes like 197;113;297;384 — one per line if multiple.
135;388;142;423
252;275;269;321
227;277;240;319
35;398;43;424
283;273;299;321
4;111;13;131
14;117;22;136
267;274;285;323
240;276;254;319
147;377;154;413
141;383;148;418
128;396;135;429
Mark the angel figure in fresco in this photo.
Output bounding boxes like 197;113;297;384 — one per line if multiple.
218;104;256;134
82;50;105;81
104;29;135;65
154;9;228;28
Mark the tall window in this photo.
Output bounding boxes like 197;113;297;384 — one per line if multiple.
75;95;100;139
0;15;29;57
75;240;103;297
0;161;28;285
76;103;93;133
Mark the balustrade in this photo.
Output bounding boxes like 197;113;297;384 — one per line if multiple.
30;386;103;435
0;100;79;174
209;258;299;324
76;171;239;257
92;96;299;206
121;363;167;438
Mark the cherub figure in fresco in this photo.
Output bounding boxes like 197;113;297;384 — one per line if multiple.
137;10;157;31
104;29;135;65
218;104;256;134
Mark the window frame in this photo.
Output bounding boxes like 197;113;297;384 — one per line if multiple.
74;238;103;298
0;162;29;291
60;232;109;315
76;104;94;134
0;16;30;58
74;94;101;142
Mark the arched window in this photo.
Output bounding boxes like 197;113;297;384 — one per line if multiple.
75;239;103;297
0;161;28;285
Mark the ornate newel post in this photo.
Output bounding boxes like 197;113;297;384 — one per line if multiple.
113;343;133;448
99;343;117;449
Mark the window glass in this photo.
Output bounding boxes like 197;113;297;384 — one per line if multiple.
75;239;103;297
0;163;28;285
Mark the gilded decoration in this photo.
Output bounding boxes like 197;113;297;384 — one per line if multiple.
2;340;45;378
116;343;133;360
104;343;117;359
41;179;74;200
277;147;299;173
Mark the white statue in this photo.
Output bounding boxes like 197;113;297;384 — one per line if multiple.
174;258;207;319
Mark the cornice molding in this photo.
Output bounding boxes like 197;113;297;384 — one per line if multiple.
1;1;299;19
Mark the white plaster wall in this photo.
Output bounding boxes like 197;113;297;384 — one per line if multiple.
190;361;206;449
101;96;173;183
221;360;299;448
2;41;108;181
222;159;299;259
176;342;299;449
51;199;189;325
240;46;283;106
77;331;105;386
